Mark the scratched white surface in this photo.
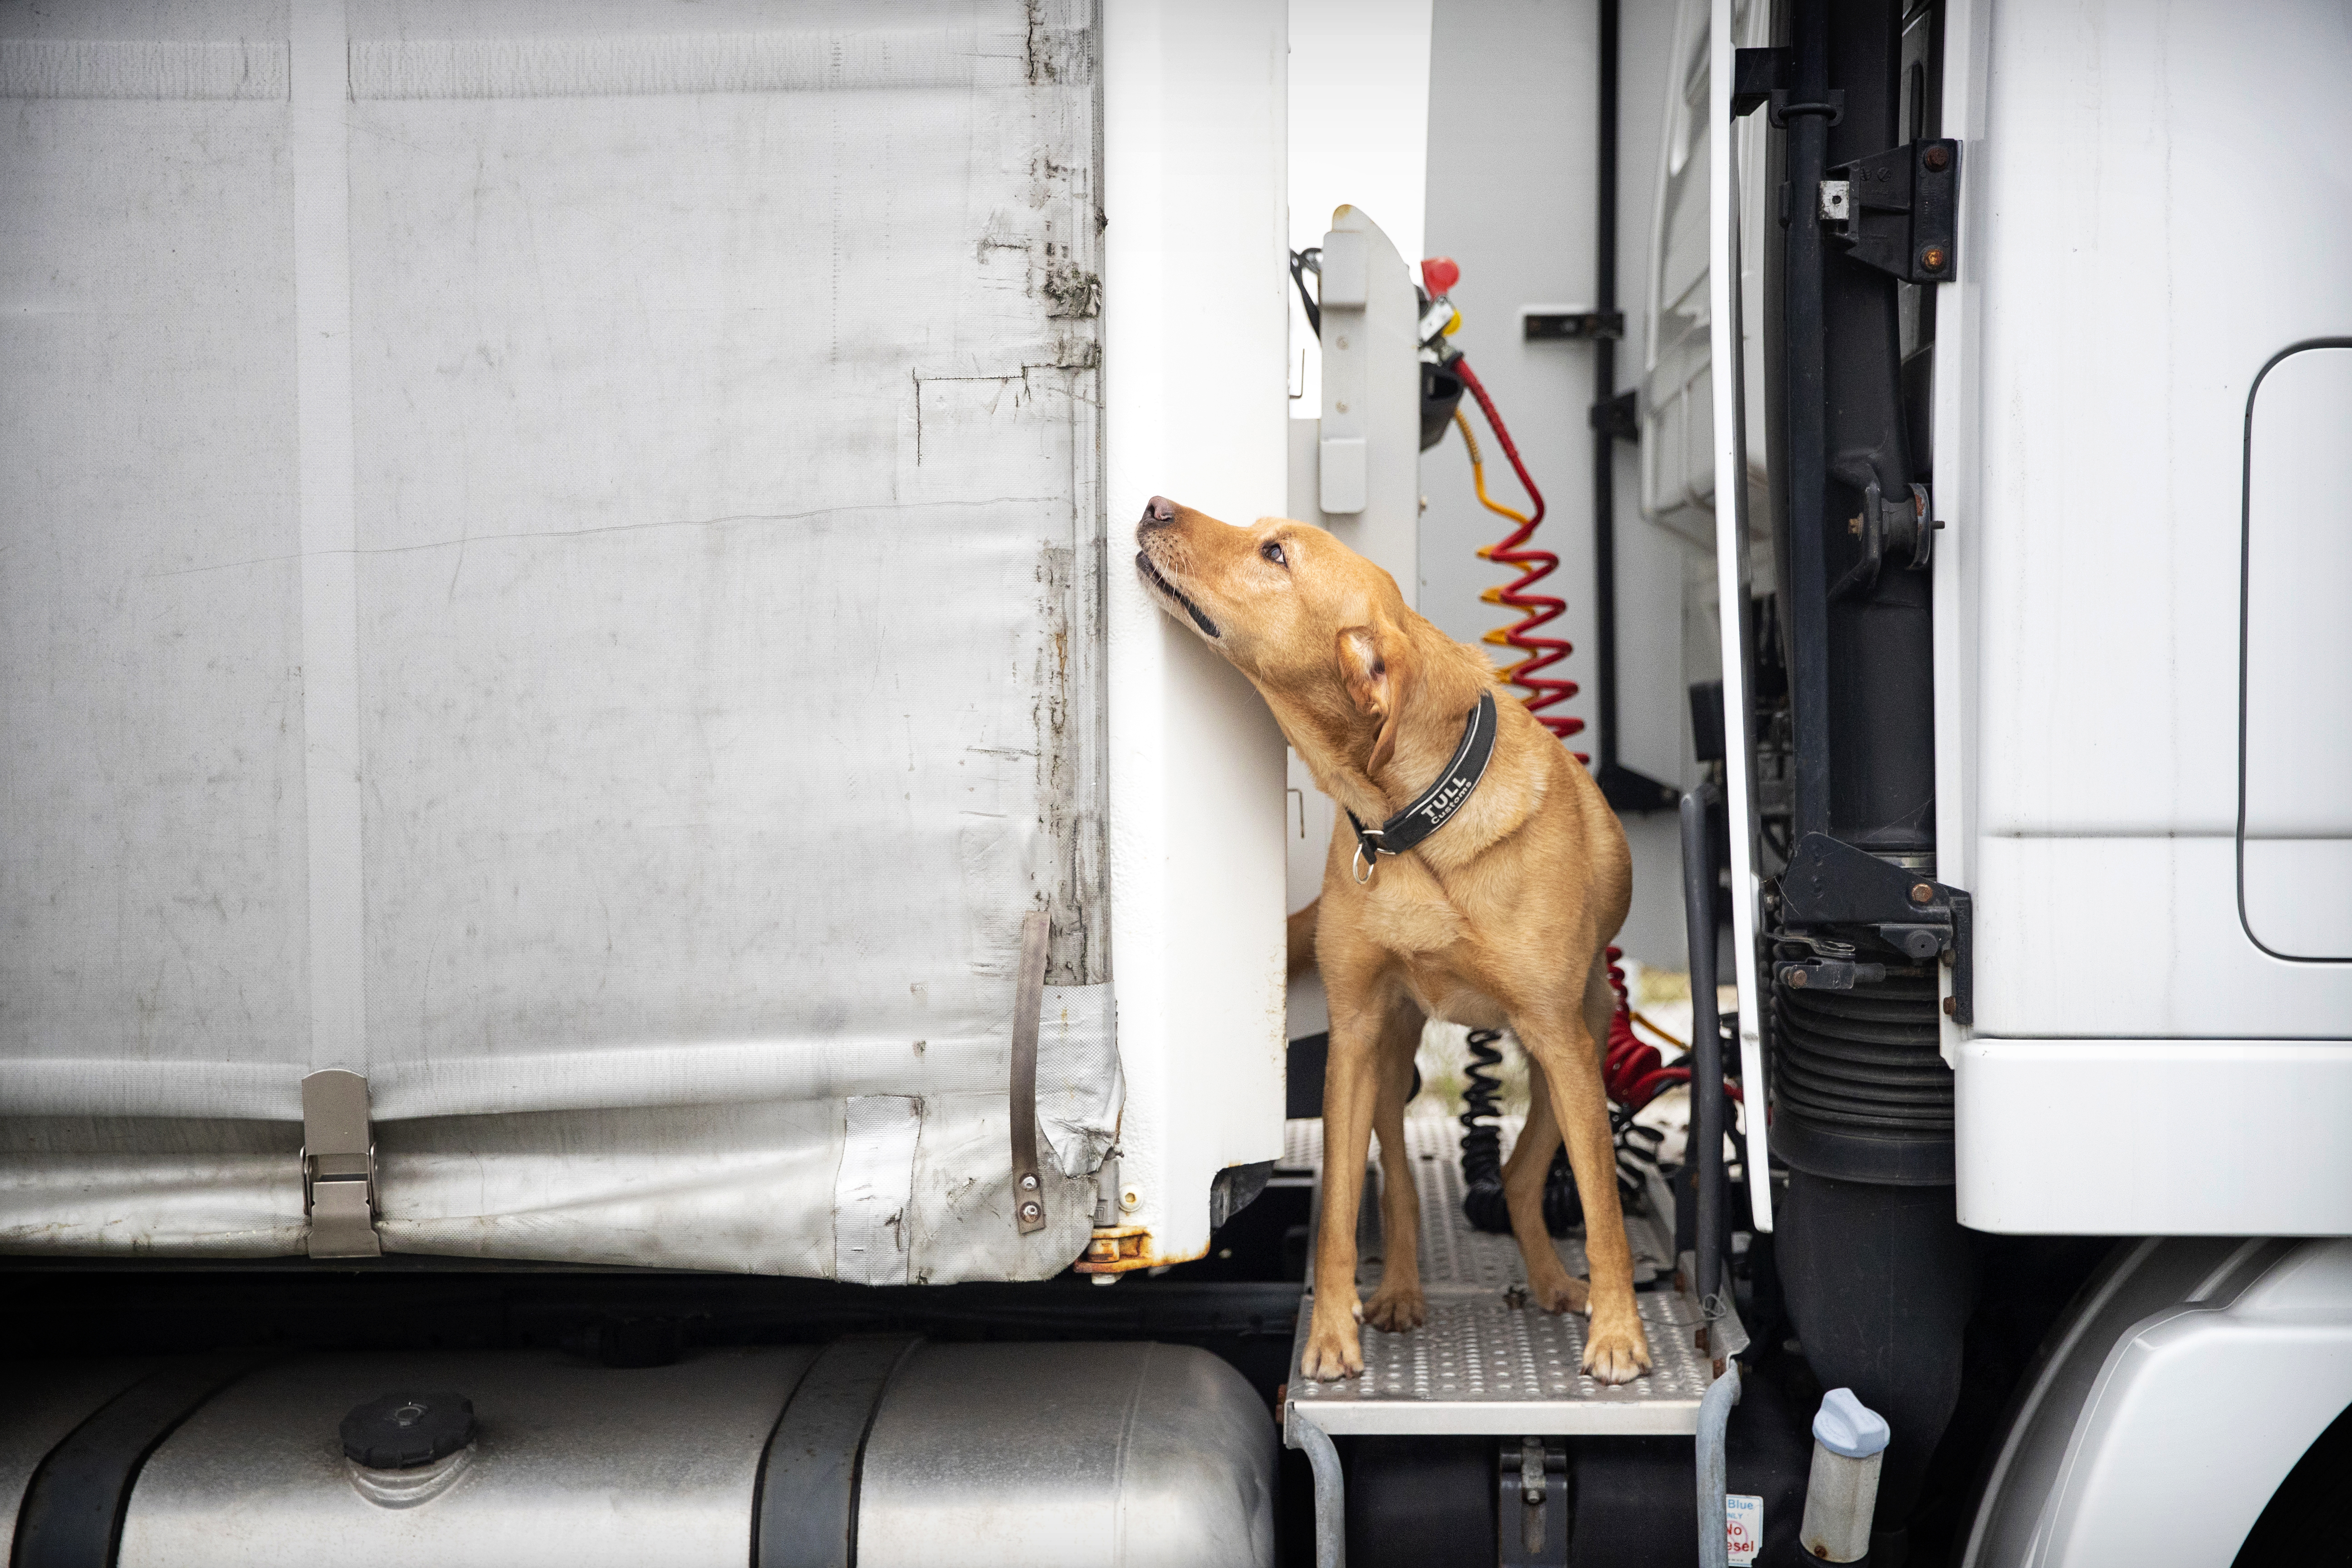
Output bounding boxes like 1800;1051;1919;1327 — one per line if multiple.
0;0;1110;1278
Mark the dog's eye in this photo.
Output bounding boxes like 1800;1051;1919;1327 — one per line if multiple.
1260;540;1288;567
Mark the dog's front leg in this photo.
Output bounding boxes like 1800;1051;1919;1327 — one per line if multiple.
1302;1003;1384;1379
1361;997;1429;1333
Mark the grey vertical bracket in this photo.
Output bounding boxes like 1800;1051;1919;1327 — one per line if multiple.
301;1068;381;1258
1009;913;1050;1235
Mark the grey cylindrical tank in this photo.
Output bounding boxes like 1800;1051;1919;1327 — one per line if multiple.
91;1342;1272;1568
855;1341;1277;1568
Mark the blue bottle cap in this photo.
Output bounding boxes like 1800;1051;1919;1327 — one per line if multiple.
1812;1388;1891;1459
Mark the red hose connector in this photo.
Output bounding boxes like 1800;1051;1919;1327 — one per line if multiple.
1600;946;1742;1113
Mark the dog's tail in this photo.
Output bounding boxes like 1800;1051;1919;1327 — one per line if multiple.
1287;899;1320;979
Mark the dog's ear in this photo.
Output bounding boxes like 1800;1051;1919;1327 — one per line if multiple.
1336;617;1414;774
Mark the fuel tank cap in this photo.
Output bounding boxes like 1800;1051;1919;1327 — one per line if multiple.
340;1390;476;1469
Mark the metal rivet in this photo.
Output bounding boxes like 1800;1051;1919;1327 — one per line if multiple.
1787;969;1809;987
1910;882;1934;905
1019;1201;1042;1222
1018;1173;1038;1191
1922;144;1951;172
1921;245;1947;272
1942;996;1958;1017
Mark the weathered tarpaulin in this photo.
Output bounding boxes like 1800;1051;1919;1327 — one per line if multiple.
0;0;1114;1278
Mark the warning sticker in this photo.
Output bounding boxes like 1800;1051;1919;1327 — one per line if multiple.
1726;1494;1763;1566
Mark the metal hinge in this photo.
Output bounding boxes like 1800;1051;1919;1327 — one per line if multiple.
302;1068;381;1258
1823;139;1962;283
1777;833;1974;1024
1499;1437;1568;1565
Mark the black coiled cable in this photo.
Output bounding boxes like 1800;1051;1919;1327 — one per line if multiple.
1458;1027;1582;1236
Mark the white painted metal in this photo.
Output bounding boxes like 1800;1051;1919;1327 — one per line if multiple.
1101;0;1291;1270
1706;0;1771;1230
1285;0;1433;422
1930;0;1990;1059
1957;1041;2352;1235
1644;0;1771;552
2240;344;2352;960
1941;0;2352;1229
1962;1239;2352;1568
1302;208;1423;601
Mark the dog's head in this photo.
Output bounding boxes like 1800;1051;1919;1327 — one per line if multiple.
1134;496;1417;771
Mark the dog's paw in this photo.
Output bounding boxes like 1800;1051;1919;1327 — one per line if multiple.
1363;1282;1428;1332
1581;1315;1653;1385
1300;1308;1366;1381
1529;1272;1591;1315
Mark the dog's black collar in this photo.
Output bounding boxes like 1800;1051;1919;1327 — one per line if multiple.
1345;689;1499;883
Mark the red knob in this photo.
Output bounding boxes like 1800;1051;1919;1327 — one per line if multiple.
1420;256;1460;296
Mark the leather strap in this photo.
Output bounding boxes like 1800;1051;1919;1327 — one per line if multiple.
1008;912;1050;1235
1346;689;1499;880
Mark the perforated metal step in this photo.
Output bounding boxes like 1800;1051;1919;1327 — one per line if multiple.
1281;1116;1716;1436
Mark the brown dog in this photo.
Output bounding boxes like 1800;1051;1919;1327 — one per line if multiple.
1136;496;1652;1384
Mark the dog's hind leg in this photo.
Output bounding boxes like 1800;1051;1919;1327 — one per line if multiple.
1502;1065;1588;1314
1362;996;1429;1332
1509;960;1654;1385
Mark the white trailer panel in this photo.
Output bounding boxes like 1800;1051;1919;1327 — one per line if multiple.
0;0;1289;1277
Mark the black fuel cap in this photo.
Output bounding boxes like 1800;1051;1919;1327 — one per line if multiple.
340;1391;476;1469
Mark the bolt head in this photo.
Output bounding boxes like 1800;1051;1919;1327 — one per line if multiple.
1018;1173;1038;1191
1910;881;1934;904
1922;245;1948;272
1923;144;1951;172
1787;968;1809;988
1019;1201;1042;1222
1942;996;1958;1017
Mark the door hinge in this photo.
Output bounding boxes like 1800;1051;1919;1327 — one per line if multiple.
1777;833;1974;1025
302;1068;381;1258
1821;139;1961;284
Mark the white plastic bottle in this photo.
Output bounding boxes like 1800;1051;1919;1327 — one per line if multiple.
1799;1387;1891;1562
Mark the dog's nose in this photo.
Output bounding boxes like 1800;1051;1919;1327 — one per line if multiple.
1140;495;1177;528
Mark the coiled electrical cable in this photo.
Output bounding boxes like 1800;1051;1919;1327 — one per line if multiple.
1453;362;1585;748
1457;1027;1581;1236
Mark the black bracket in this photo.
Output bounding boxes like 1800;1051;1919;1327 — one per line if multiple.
1775;957;1887;991
1821;138;1960;283
1525;309;1624;342
1732;47;1790;119
1778;832;1974;1024
1589;387;1639;443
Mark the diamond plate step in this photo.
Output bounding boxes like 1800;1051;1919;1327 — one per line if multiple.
1282;1116;1717;1437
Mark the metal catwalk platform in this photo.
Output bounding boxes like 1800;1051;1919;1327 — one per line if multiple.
1281;1116;1717;1437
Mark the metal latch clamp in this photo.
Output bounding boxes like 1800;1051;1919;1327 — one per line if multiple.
302;1068;381;1258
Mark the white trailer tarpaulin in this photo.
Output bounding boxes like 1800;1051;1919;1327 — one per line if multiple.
0;0;1119;1279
